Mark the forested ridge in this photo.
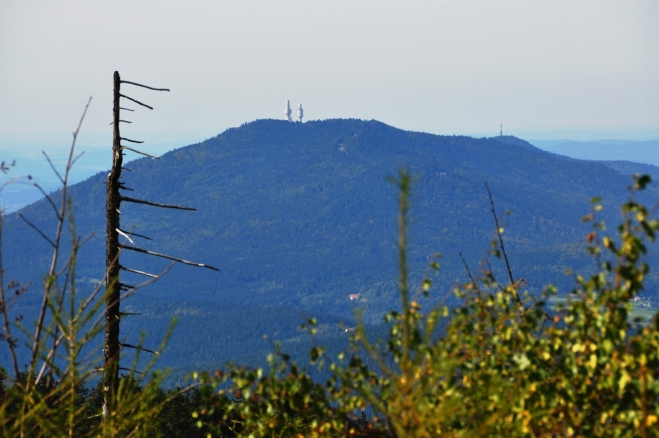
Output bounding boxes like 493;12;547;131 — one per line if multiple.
3;118;659;376
3;119;659;436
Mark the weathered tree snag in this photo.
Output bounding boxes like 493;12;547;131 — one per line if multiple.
103;71;122;417
102;71;217;419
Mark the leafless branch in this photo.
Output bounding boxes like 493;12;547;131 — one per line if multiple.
29;182;60;218
120;343;159;355
120;80;170;92
18;213;55;247
119;94;153;110
120;196;196;211
119;312;143;317
122;246;219;271
120;137;144;144
484;182;519;302
119;265;158;278
121;146;160;159
0;216;20;379
119;107;134;112
41;152;64;184
118;264;174;303
122;167;132;172
459;252;477;289
118;366;143;375
70;151;85;169
118;229;152;240
116;229;136;245
109;120;132;125
29;96;92;381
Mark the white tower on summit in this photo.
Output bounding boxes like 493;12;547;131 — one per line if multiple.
285;100;292;121
297;104;304;123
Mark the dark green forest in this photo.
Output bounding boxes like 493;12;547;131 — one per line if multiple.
4;119;659;379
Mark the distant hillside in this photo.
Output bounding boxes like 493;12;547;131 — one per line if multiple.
530;139;659;167
596;160;659;183
5;119;658;374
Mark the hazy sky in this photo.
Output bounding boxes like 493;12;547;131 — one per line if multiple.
1;0;658;153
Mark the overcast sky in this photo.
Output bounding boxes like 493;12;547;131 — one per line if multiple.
1;0;658;155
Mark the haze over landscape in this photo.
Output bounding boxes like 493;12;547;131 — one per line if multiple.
2;1;658;212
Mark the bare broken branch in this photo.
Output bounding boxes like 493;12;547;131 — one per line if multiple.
118;229;152;240
120;196;197;211
121;146;160;159
120;137;144;144
119;265;158;278
119;94;153;110
122;246;219;271
120;80;170;92
120;343;159;355
116;229;135;245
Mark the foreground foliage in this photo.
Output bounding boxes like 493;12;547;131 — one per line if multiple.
196;172;659;437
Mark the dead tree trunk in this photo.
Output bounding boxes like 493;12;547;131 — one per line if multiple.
103;71;217;418
103;71;122;417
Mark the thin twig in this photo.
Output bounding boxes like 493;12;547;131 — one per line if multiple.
484;182;523;308
120;343;159;355
29;182;60;218
0;215;20;379
120;196;196;211
18;213;55;247
70;151;85;169
459;252;478;290
41;152;64;184
119;107;134;112
122;246;219;271
118;367;143;375
120;80;170;92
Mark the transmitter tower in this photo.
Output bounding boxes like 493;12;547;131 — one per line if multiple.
285;100;292;121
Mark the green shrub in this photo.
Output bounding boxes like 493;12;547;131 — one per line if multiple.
196;172;659;437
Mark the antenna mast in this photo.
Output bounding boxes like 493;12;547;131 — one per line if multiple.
285;100;292;121
297;104;304;123
500;117;503;137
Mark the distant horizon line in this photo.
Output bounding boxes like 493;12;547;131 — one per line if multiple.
1;118;658;150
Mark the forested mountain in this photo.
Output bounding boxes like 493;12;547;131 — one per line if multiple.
4;119;659;376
